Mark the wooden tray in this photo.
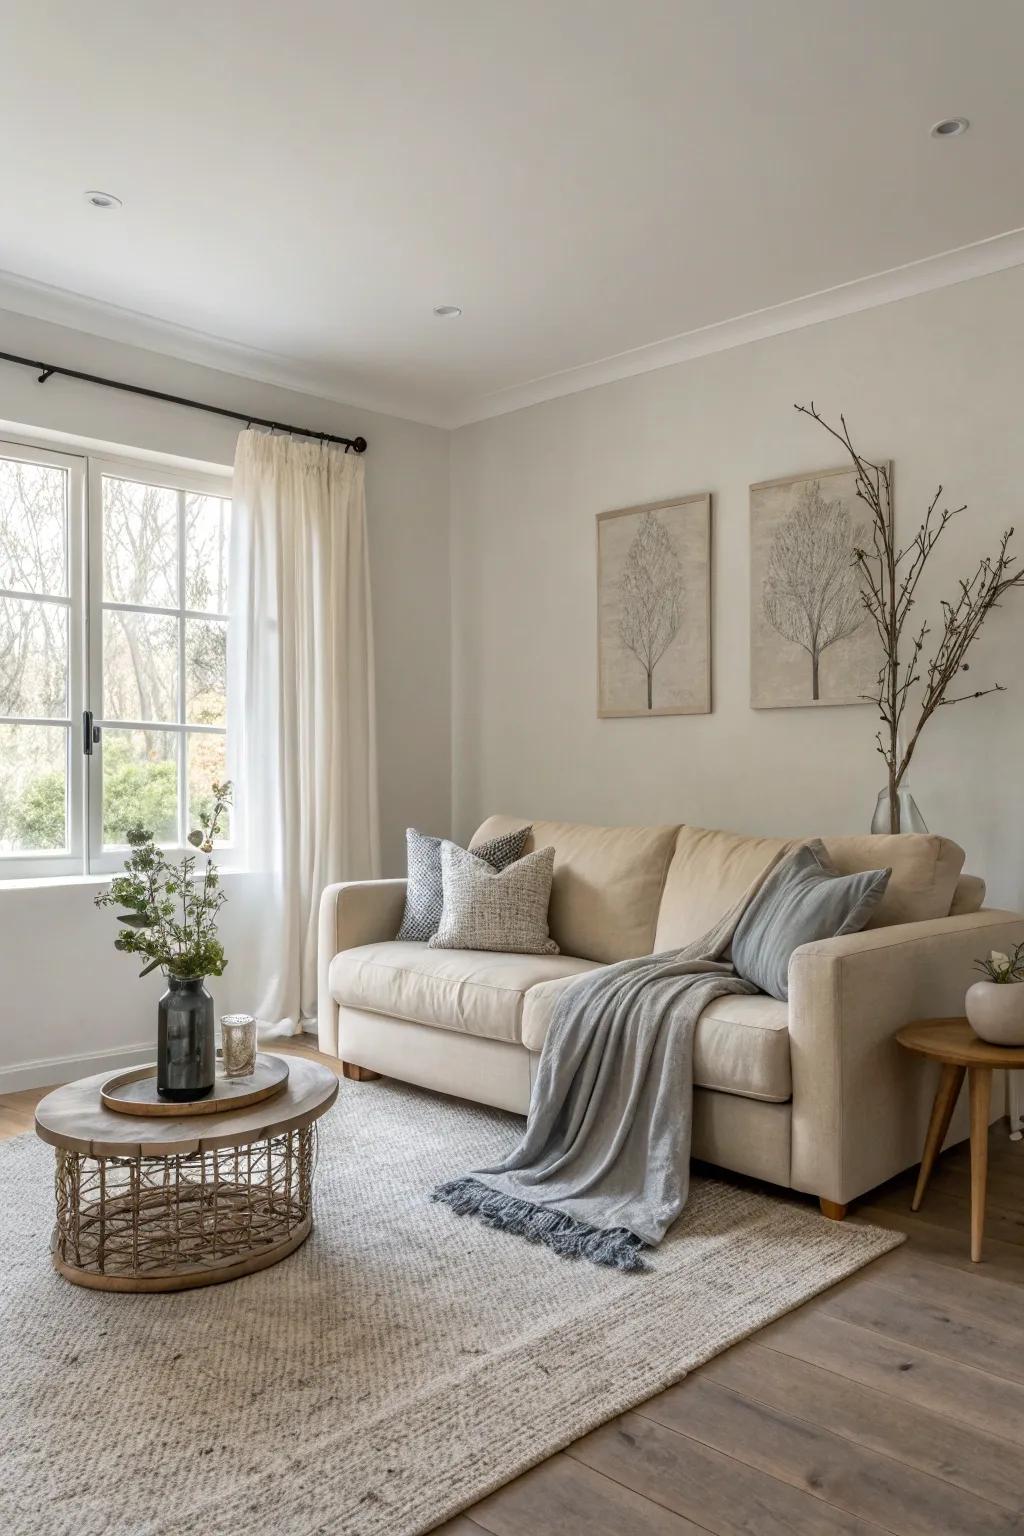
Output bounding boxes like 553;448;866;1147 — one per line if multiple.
100;1053;289;1117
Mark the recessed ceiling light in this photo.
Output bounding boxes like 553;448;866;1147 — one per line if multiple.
930;117;969;138
83;190;122;210
433;304;462;317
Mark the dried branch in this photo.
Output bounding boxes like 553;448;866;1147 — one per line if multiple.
795;402;1024;830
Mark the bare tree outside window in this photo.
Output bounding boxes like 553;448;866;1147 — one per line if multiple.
761;480;866;700
0;458;71;854
617;511;684;710
99;474;230;848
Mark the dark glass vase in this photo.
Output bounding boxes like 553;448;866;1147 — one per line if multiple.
157;976;215;1101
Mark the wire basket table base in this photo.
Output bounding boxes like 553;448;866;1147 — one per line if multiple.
52;1126;316;1293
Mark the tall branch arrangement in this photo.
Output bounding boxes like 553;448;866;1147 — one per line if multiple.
796;403;1024;831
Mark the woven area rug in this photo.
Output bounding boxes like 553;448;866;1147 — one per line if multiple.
2;1075;902;1536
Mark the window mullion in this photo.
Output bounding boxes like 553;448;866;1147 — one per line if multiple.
177;489;188;846
66;455;87;874
85;458;105;870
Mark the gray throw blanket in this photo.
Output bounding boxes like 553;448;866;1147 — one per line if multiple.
433;847;789;1272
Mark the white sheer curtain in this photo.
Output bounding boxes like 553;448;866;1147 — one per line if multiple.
228;430;379;1035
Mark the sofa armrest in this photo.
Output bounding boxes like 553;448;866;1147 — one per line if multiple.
317;879;407;1055
788;908;1024;1205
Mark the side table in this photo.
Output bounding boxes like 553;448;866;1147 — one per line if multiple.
897;1017;1023;1262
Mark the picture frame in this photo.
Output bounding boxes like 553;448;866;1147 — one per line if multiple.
596;493;711;718
749;464;887;710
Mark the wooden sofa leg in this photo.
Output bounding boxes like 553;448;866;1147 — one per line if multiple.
342;1062;382;1082
819;1198;848;1221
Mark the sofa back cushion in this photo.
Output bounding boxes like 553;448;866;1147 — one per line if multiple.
950;873;986;916
818;834;965;927
655;826;968;949
471;815;679;963
654;826;793;951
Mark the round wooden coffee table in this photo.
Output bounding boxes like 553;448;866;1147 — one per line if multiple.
897;1017;1024;1263
34;1055;338;1292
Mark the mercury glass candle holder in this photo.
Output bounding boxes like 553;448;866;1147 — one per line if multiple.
220;1014;258;1078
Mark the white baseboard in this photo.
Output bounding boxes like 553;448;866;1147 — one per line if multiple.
0;1042;154;1094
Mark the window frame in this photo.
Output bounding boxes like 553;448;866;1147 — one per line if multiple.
0;433;231;880
0;437;87;880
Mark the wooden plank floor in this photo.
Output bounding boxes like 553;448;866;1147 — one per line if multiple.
9;1043;1024;1535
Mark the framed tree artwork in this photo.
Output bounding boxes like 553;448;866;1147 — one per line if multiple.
750;465;885;709
597;493;711;717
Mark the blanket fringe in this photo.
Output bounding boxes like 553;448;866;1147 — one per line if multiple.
432;1177;651;1273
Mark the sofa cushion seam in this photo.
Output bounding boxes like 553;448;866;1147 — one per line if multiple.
332;955;594;996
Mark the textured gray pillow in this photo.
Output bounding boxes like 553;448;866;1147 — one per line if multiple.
429;842;559;954
731;840;890;1001
396;824;531;942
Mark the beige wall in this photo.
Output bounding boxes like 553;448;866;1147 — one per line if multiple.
450;264;1024;910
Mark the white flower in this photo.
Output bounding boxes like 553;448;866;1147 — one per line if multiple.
991;951;1010;969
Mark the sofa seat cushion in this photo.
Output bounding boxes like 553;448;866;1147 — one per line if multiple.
329;941;602;1045
522;974;791;1102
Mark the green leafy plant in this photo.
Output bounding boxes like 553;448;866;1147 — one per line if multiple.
973;944;1024;984
95;781;233;978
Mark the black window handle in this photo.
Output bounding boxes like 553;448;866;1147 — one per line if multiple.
82;710;101;755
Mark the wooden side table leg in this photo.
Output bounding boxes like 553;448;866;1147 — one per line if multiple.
911;1062;965;1212
969;1065;992;1263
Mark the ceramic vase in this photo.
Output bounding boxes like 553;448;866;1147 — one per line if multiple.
157;975;215;1100
965;980;1024;1047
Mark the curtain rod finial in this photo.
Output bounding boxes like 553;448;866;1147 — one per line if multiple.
352;436;367;455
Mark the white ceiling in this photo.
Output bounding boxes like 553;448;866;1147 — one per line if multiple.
2;0;1023;428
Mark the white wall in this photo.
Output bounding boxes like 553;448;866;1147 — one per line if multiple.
450;264;1024;913
0;308;450;1087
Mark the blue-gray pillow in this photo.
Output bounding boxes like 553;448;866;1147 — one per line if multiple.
396;825;531;941
731;840;890;1001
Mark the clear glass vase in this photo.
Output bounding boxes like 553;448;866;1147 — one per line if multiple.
870;785;928;834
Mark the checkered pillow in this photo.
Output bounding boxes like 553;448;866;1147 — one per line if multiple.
396;824;531;942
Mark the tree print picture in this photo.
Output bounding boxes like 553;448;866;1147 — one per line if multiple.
750;465;884;708
597;494;711;717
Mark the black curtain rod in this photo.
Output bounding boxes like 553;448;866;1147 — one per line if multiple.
0;350;368;453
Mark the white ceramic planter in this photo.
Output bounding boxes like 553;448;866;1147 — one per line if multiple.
965;980;1024;1046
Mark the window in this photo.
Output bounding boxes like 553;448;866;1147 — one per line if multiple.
0;438;231;878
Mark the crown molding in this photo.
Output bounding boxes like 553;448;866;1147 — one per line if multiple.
1;228;1023;436
443;226;1024;429
0;268;450;430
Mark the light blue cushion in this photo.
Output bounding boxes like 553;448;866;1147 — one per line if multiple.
731;840;890;1001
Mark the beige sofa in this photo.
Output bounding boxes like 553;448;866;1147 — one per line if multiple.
318;817;1023;1216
